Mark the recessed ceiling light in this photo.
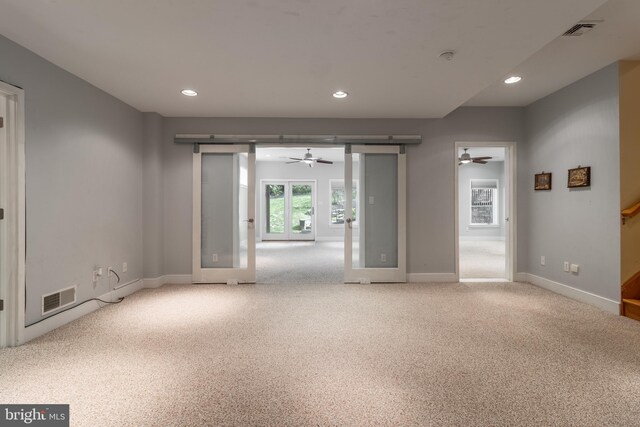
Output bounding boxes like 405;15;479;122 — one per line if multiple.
332;90;348;99
181;89;198;96
504;76;522;85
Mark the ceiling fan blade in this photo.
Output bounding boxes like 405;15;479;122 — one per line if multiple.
286;157;303;161
316;159;333;164
286;161;301;164
458;162;463;166
473;159;488;164
471;156;493;160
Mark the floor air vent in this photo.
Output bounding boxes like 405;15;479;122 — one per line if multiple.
562;21;601;37
42;286;76;315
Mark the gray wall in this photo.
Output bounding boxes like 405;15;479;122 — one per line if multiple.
458;161;505;239
143;113;164;278
0;35;144;325
522;63;620;301
160;109;525;276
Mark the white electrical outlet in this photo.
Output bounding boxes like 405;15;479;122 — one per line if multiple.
380;253;387;262
212;253;218;263
369;196;375;205
563;262;570;272
122;262;128;273
92;270;99;283
570;264;579;274
541;256;545;266
107;266;114;277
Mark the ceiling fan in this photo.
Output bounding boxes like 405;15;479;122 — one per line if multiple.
284;148;334;168
458;148;492;165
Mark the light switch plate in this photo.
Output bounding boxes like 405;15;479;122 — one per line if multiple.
570;264;579;274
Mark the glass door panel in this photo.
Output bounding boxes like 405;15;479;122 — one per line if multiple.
193;145;255;283
345;146;405;283
289;182;315;241
261;181;315;241
263;182;287;240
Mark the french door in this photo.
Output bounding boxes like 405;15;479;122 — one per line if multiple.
192;145;256;283
344;145;406;283
262;180;316;241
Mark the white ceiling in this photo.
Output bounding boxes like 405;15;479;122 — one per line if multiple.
0;0;611;118
467;0;640;107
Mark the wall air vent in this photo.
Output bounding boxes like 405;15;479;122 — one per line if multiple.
42;286;76;315
562;20;602;37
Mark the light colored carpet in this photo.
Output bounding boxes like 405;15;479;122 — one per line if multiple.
257;241;344;283
1;282;640;426
459;240;506;279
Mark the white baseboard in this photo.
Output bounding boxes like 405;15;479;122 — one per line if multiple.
143;274;192;288
522;273;620;314
22;279;144;344
407;273;458;283
513;272;528;282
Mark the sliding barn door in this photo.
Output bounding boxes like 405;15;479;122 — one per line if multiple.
344;145;406;283
193;145;256;283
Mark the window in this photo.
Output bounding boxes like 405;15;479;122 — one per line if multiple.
470;179;498;226
330;180;358;226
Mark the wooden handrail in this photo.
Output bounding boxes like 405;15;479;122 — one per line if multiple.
622;201;640;224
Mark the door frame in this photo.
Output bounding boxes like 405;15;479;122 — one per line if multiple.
0;80;26;347
344;145;406;283
454;141;517;282
192;144;256;283
260;179;317;241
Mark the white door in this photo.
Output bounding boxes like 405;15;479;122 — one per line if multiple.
193;145;256;283
0;92;7;346
262;180;316;241
344;145;406;283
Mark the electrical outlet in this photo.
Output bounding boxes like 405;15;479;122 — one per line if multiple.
92;270;99;283
212;253;218;263
570;264;579;274
122;262;128;273
541;256;545;266
107;266;114;277
563;261;570;272
380;253;387;262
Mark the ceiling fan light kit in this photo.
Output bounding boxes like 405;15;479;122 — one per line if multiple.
285;148;334;168
458;148;493;166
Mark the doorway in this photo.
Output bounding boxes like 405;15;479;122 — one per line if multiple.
261;180;316;241
0;81;26;348
455;142;516;281
192;142;408;284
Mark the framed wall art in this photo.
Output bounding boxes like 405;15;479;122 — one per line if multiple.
534;172;552;191
568;166;591;188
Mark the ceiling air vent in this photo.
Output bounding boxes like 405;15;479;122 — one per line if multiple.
42;286;77;315
562;20;602;37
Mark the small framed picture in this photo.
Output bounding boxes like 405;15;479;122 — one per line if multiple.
568;166;591;188
534;172;552;191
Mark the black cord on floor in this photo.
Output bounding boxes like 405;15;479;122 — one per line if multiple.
27;296;125;327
